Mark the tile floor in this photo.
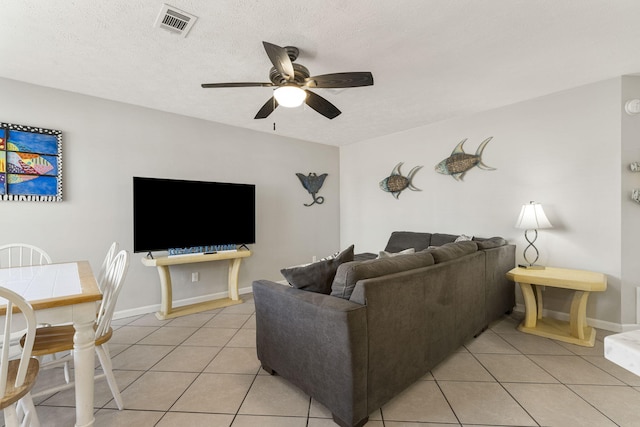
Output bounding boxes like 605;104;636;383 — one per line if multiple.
19;295;640;426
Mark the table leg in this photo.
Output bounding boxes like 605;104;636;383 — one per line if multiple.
519;282;538;328
156;265;173;319
228;258;243;301
534;285;544;319
73;316;96;427
570;290;590;340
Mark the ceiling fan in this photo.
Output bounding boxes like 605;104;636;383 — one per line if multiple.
201;41;374;120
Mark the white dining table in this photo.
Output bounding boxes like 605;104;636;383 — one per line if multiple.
0;261;102;427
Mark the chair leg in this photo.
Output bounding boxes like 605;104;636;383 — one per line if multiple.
63;356;71;384
19;394;40;427
96;343;123;410
3;394;40;427
3;404;19;427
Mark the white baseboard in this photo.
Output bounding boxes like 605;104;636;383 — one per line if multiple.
112;285;254;320
513;304;640;333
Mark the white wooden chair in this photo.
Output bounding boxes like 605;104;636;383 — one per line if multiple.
96;242;119;292
0;244;53;360
21;250;130;409
0;286;40;427
0;244;51;268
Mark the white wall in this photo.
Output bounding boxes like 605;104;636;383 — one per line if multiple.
621;76;640;326
341;78;626;328
0;77;341;316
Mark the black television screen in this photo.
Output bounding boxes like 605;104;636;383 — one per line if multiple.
133;177;255;254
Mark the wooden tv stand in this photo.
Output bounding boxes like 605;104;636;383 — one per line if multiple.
141;249;252;320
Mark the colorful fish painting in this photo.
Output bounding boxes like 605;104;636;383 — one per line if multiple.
435;137;495;181
379;162;422;199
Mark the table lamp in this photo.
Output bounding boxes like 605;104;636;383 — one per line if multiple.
515;201;553;269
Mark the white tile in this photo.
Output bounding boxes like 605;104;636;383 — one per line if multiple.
529;355;624;385
569;384;640;427
504;383;618;426
382;380;457;424
440;381;537;426
431;352;495;382
238;374;310;417
172;373;254;413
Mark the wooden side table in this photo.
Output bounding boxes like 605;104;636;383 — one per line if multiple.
506;266;607;347
141;250;252;320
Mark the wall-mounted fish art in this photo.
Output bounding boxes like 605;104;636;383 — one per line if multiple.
435;137;495;181
379;162;422;199
630;162;640;204
296;172;328;206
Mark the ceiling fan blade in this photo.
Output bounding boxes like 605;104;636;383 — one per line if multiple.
262;41;295;80
305;90;341;119
201;82;274;88
305;72;374;88
254;97;279;119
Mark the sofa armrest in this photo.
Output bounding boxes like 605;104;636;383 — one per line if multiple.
482;244;516;323
252;280;369;427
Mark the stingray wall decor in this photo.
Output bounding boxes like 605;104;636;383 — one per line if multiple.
296;172;327;206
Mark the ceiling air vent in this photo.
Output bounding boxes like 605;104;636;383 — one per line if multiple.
154;4;197;37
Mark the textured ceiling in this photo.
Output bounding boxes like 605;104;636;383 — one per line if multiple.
2;0;640;146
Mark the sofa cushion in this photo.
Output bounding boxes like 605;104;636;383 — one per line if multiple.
384;231;432;252
429;241;478;263
377;248;415;259
331;250;435;300
430;233;459;247
354;252;377;262
281;245;355;294
474;236;508;250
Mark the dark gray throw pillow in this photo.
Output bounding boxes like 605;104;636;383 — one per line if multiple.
280;245;355;294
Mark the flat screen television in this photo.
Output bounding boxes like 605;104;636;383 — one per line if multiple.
133;177;255;254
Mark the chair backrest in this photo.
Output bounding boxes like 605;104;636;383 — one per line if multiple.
0;286;37;398
0;244;52;268
95;250;130;339
95;242;119;292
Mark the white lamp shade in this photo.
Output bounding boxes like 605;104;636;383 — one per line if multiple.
515;202;553;230
274;86;307;108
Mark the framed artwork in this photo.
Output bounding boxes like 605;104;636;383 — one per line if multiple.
0;122;62;202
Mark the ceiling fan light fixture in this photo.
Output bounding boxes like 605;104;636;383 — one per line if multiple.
274;85;307;108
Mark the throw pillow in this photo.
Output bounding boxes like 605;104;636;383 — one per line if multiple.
454;234;473;242
319;250;340;261
280;245;355;294
377;248;415;259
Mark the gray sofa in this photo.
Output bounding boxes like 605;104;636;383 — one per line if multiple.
252;231;515;427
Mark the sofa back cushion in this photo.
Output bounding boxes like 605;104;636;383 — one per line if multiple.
429;241;478;263
384;231;432;253
430;233;460;247
331;250;435;300
474;236;507;250
281;245;354;294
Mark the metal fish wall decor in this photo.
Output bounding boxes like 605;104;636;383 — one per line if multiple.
435;137;495;181
296;172;328;206
379;162;422;199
